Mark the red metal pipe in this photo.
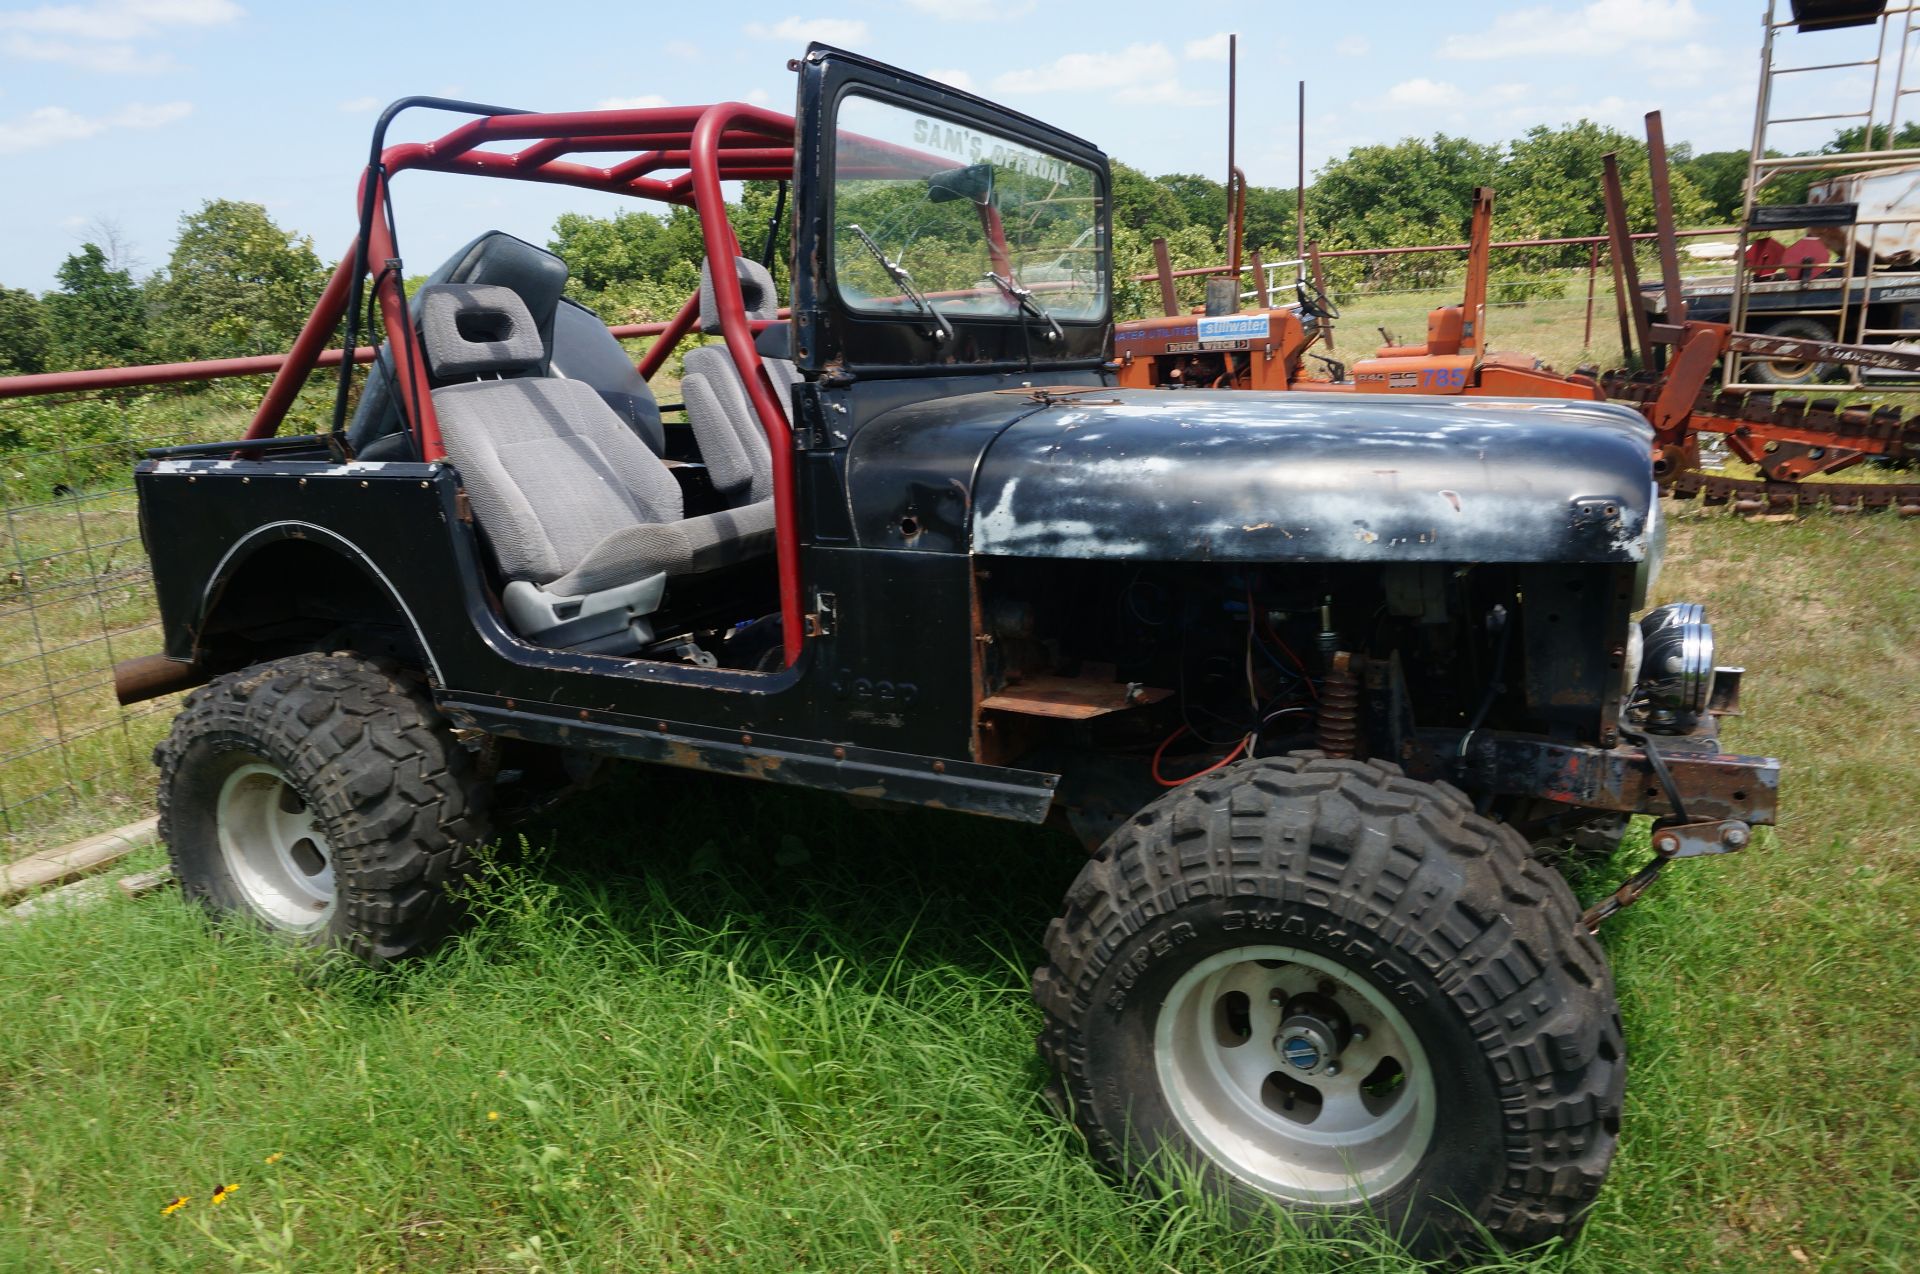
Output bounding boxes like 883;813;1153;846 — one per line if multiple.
0;342;379;400
360;171;444;462
244;251;357;438
688;103;805;667
1130;225;1736;282
635;289;703;381
0;313;787;401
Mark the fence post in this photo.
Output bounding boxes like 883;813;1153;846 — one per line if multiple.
1249;248;1268;307
1152;237;1179;317
1584;243;1599;350
1307;241;1333;352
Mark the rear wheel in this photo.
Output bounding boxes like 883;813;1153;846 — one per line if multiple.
1034;754;1623;1255
157;653;489;964
1747;316;1838;386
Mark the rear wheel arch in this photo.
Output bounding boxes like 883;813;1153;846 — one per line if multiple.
197;525;440;680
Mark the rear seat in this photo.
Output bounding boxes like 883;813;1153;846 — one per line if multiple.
423;283;770;655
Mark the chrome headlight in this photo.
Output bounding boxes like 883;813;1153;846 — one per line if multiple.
1637;601;1715;715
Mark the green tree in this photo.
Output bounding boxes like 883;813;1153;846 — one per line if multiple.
1496;122;1708;267
550;205;707;296
1159;173;1229;241
42;243;146;370
1108;160;1189;241
1242;184;1300;258
1309;134;1501;246
1675;149;1748;220
0;285;50;375
145;200;330;362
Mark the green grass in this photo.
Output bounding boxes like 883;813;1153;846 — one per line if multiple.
2;508;1917;1271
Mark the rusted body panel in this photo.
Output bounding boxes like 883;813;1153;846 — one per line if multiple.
966;390;1657;564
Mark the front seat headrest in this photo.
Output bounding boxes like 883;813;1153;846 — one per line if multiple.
419;284;545;379
698;256;781;334
434;230;569;352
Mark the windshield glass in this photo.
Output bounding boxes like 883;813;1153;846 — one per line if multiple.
832;93;1106;324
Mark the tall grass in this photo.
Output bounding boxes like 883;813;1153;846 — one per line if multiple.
0;473;1915;1272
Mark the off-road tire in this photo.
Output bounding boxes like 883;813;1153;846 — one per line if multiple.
1034;754;1624;1255
156;652;489;964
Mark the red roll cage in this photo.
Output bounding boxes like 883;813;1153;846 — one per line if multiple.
246;101;828;667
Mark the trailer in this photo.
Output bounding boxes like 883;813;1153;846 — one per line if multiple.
1665;270;1920;385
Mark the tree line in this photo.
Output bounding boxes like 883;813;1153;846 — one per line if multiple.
0;119;1881;378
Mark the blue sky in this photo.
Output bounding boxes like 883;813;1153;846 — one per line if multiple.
0;0;1877;289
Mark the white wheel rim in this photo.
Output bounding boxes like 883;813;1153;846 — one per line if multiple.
1154;944;1438;1205
215;760;335;932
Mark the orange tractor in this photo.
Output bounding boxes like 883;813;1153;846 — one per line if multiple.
1113;114;1920;514
1114;187;1606;403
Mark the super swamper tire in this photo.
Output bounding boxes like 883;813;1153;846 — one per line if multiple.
156;653;489;964
1034;755;1623;1255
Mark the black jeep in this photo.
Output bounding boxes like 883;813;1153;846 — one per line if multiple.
120;46;1779;1254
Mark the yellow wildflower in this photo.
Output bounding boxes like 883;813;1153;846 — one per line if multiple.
161;1196;190;1216
487;1110;500;1121
263;1152;283;1165
210;1183;239;1205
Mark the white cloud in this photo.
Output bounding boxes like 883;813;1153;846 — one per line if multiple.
2;33;174;71
1335;35;1369;57
905;0;1033;18
597;93;671;110
1118;79;1218;108
0;0;241;40
1183;32;1230;61
993;43;1217;108
0;99;190;153
1440;0;1700;60
993;42;1174;94
0;0;240;72
927;67;975;92
1384;77;1464;108
745;88;772;106
337;95;379;113
743;16;869;44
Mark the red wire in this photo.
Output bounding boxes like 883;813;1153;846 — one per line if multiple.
1152;725;1249;788
1265;625;1320;702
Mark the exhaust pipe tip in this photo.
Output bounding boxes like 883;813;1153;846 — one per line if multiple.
113;653;207;706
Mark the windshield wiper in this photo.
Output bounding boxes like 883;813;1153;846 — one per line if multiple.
848;224;954;345
986;271;1065;345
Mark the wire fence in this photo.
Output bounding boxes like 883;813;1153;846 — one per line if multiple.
0;379;294;859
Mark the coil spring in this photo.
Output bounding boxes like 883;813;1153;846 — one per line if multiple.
1315;651;1360;759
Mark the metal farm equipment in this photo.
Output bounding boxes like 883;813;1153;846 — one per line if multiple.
1606;106;1920;515
1115;99;1920;514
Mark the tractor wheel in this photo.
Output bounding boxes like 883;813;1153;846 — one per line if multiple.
156;652;489;964
1748;317;1838;386
1034;754;1623;1256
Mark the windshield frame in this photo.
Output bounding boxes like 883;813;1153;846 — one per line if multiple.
793;47;1113;379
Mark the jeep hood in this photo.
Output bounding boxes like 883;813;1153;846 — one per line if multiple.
968;389;1657;563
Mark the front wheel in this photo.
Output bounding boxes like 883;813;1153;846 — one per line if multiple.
1034;755;1623;1255
156;653;490;964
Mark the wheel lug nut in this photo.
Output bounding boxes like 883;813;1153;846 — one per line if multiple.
1323;1062;1340;1076
1351;1026;1368;1043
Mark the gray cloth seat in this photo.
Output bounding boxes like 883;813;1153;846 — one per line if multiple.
680;256;800;507
349;230;664;460
422;283;771;654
